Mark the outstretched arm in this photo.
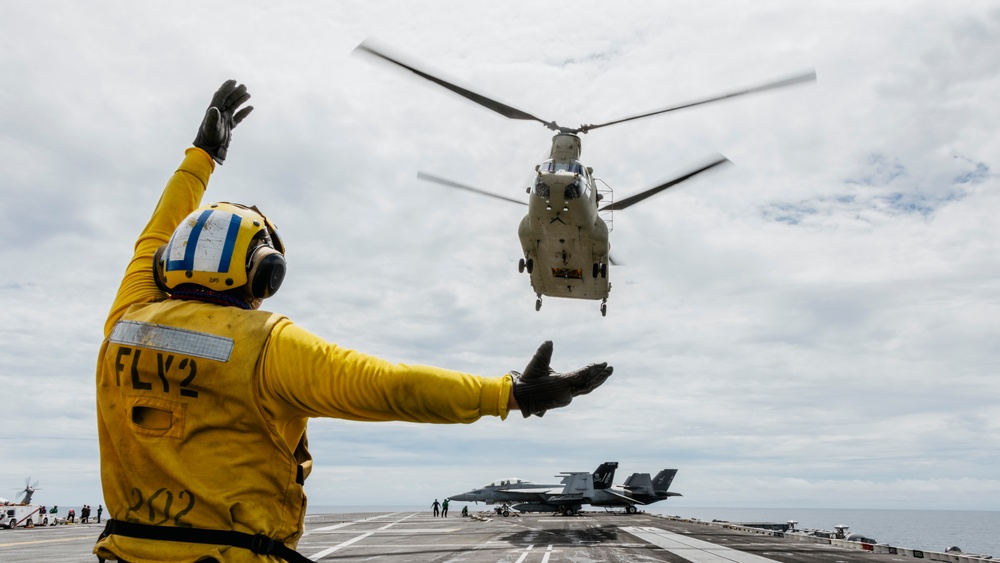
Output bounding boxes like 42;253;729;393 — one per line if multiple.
103;80;253;337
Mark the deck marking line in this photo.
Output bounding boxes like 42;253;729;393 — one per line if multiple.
512;543;535;563
309;512;422;559
308;531;374;560
621;526;781;563
0;535;95;547
305;511;408;534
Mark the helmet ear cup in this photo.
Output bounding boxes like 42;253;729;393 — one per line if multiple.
247;246;286;299
152;245;170;293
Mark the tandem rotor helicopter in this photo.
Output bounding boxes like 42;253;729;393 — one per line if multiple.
356;40;815;316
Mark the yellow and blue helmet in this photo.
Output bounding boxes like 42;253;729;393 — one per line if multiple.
153;202;286;299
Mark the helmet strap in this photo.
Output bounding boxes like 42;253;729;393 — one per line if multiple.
169;285;254;310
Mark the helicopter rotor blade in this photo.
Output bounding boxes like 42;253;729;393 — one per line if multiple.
417;171;528;206
600;156;731;212
356;40;561;131
578;71;816;133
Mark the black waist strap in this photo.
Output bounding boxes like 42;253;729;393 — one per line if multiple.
97;519;311;563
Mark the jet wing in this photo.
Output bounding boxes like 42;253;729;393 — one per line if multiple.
504;487;563;494
546;494;586;502
602;489;648;505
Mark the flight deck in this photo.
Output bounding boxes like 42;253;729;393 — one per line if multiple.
0;510;986;562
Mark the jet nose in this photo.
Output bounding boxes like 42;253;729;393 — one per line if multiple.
449;492;474;501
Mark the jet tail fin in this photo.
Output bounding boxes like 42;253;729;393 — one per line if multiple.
652;469;679;497
592;462;618;490
623;472;654;494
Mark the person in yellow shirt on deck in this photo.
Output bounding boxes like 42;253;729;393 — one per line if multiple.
93;80;613;563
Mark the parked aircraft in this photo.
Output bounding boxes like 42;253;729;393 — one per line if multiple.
589;469;681;514
450;463;680;516
450;462;617;516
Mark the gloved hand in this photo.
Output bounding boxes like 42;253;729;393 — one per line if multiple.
511;341;613;418
193;79;254;164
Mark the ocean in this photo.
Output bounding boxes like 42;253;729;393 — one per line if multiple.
308;504;1000;558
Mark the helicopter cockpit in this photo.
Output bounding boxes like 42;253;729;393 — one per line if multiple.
534;159;591;200
538;159;585;175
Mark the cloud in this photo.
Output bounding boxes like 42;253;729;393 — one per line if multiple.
0;0;998;516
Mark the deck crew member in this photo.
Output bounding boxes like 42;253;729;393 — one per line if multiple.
94;80;613;563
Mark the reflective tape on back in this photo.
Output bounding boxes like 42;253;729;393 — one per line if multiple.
110;320;234;362
165;209;242;273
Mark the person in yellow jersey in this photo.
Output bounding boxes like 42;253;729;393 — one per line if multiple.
93;80;613;563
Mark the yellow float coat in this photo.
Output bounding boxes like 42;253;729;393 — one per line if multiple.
95;148;512;562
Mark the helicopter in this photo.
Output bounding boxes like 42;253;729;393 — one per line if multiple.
356;40;815;316
13;477;41;504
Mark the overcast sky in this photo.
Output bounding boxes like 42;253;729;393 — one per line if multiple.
1;1;998;513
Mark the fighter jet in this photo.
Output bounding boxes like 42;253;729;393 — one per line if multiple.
450;462;618;516
588;469;682;514
450;463;680;516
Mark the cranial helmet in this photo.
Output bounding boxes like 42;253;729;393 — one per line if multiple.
153;202;286;300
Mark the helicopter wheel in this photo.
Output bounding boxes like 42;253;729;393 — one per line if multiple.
526;259;534;274
518;258;526;273
600;302;607;317
592;263;599;278
535;298;542;311
600;262;607;278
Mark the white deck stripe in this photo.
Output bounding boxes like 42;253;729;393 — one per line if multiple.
308;512;417;560
621;526;780;563
309;532;374;560
304;512;405;534
513;544;534;563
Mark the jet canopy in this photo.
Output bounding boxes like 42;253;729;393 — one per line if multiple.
486;478;527;488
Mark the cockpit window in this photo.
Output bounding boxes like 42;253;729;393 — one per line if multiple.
533;177;550;198
487;478;522;487
538;159;584;174
535;160;590;199
565;180;583;200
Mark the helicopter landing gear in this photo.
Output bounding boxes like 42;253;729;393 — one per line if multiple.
600;262;607;278
519;258;526;273
600;299;607;317
535;297;542;311
526;258;534;273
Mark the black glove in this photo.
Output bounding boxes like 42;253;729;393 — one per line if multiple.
511;341;613;418
193;79;254;164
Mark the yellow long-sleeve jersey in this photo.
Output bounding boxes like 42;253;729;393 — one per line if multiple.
95;148;511;563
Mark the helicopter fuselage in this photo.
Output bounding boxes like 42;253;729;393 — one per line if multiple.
517;157;610;304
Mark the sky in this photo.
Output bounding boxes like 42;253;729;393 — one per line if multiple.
1;1;998;513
